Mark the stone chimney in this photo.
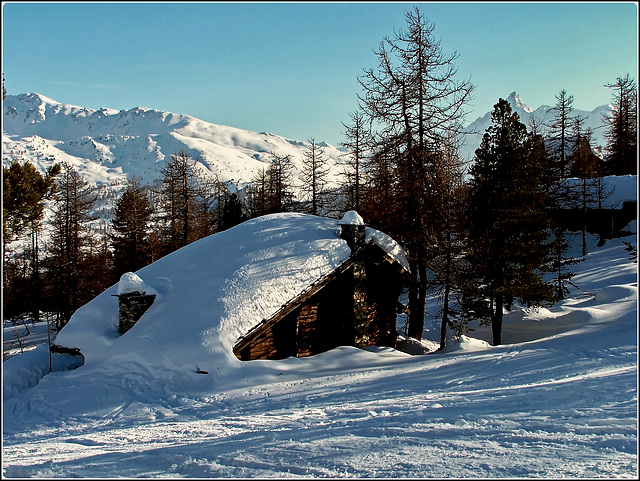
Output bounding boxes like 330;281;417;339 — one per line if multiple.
113;272;156;335
339;210;366;253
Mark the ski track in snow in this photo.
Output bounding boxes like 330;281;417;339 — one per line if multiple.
3;332;637;478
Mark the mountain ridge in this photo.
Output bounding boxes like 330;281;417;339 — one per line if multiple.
3;91;612;201
3;92;348;193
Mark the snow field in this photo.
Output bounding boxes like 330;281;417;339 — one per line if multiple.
2;214;637;478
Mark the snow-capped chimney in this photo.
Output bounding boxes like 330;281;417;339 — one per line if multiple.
113;272;156;334
339;211;366;253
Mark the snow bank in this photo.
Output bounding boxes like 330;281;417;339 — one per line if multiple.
562;175;637;208
441;335;492;353
2;217;637;478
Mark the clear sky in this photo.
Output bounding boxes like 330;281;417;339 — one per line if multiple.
2;1;638;146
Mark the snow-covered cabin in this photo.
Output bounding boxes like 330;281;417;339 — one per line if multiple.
234;211;410;360
52;213;410;377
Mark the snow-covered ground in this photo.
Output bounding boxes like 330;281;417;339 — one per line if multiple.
2;213;638;478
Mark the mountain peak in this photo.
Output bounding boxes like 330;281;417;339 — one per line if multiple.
506;91;533;113
17;92;60;106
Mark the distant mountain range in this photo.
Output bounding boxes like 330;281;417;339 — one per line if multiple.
2;92;348;190
3;91;612;220
459;91;611;161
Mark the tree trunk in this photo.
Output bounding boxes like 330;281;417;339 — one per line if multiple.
407;259;423;340
30;228;41;323
440;248;452;350
440;282;450;350
492;291;503;346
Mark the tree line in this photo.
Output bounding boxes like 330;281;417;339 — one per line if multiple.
2;8;637;348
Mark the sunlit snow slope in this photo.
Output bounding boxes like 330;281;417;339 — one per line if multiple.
2;211;637;478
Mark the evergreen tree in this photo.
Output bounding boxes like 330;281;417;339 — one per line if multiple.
265;152;295;214
157;151;210;254
44;163;98;327
465;99;554;345
569;124;600;179
603;74;637;175
221;192;247;230
205;173;230;233
545;124;586;299
359;140;399;233
424;135;469;349
81;229;114;302
339;109;372;212
246;167;268;218
549;224;583;301
3;161;59;252
2;160;60;320
110;175;154;279
570;125;600;255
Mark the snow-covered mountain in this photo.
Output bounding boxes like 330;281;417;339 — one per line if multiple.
460;91;611;161
3;91;613;218
2;92;347;197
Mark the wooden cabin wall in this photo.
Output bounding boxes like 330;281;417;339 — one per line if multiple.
310;269;355;354
236;269;354;361
362;250;404;347
235;311;299;361
235;244;406;361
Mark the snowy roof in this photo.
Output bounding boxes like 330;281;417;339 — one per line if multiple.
53;213;409;382
366;228;410;272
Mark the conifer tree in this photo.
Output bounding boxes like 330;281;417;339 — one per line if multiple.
265;153;294;214
571;125;600;255
603;74;637;175
359;140;399;234
339;109;372;212
549;225;583;301
546;89;575;180
44;163;98;326
246;154;294;216
357;7;474;340
157;151;210;254
465;99;554;345
299;138;331;215
3;161;59;253
424;135;469;349
110;175;154;279
2;160;60;320
221;192;247;230
247;167;268;218
205;173;230;233
82;229;114;302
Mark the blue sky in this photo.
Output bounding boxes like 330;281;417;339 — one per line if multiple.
2;2;638;146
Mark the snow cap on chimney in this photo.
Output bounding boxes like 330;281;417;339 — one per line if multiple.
339;210;364;226
339;211;366;253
